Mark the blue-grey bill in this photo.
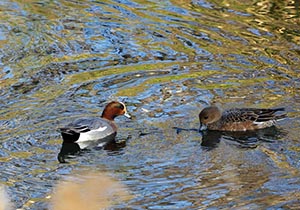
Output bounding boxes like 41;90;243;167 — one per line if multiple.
199;124;207;131
124;112;131;119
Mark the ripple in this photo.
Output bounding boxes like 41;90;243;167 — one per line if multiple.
0;0;300;209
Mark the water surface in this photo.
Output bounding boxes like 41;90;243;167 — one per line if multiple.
0;0;300;209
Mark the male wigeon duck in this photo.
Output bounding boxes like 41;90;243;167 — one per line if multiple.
199;106;286;132
59;101;131;149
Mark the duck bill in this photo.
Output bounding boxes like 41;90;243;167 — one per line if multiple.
124;112;131;119
199;123;207;132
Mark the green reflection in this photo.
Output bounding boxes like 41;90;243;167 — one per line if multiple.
116;70;219;96
66;62;182;85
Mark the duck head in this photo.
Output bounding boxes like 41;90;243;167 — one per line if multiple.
199;106;222;131
101;101;131;121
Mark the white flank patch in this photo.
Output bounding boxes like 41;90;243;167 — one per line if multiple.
253;121;275;128
76;126;108;143
77;141;92;149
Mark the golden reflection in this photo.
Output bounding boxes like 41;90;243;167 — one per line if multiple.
9;151;32;159
11;0;90;19
0;157;12;162
261;147;299;175
0;78;15;89
196;77;269;90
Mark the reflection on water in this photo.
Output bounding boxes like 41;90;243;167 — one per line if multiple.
0;0;300;209
57;142;81;163
201;126;286;149
173;125;286;150
58;139;127;163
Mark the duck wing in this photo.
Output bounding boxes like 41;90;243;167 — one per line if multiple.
223;108;286;123
59;117;115;136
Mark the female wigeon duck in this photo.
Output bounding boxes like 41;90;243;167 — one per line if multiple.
199;106;286;132
59;101;131;149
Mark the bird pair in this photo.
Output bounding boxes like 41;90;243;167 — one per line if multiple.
59;101;286;150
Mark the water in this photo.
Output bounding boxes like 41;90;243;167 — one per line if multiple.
0;0;300;209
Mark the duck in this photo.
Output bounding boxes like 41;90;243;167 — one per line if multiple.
59;101;131;149
199;106;286;132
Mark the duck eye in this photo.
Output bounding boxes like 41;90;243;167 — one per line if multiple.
204;116;209;120
115;103;124;109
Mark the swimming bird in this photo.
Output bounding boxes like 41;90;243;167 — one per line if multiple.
199;106;286;132
59;101;131;149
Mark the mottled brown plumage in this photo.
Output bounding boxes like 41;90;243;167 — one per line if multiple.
199;106;286;132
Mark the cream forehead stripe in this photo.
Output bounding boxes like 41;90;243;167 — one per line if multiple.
119;102;131;118
119;102;127;111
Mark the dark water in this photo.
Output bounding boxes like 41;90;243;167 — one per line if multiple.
1;0;300;209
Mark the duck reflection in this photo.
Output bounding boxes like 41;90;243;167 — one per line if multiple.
57;139;127;163
173;126;285;150
202;126;285;149
57;142;81;163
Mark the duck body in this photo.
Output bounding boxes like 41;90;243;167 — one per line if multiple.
60;117;117;149
199;106;286;132
59;101;131;150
